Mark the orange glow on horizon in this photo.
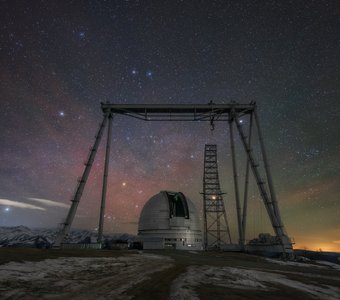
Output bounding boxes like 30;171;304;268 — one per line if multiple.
294;242;340;253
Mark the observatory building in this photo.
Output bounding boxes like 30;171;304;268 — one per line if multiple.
138;191;202;250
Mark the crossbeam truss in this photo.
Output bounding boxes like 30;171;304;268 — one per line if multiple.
202;144;232;250
101;102;253;121
54;102;293;255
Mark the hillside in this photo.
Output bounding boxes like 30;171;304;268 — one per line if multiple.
0;226;134;248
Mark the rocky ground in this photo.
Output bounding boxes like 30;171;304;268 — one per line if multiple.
0;248;339;299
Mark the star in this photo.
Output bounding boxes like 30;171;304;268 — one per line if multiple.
79;31;86;39
131;69;138;75
4;207;10;212
146;70;153;79
59;111;65;117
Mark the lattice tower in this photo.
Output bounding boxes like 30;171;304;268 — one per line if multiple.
202;144;232;250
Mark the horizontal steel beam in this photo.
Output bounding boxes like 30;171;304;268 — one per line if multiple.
101;102;255;121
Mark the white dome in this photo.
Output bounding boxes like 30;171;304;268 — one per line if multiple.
138;191;201;231
138;191;202;250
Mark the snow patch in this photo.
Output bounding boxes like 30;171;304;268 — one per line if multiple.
315;260;340;270
170;265;340;300
265;258;327;268
0;254;173;299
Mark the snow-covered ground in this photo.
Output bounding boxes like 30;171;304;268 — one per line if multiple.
169;265;340;300
1;253;339;299
315;260;340;271
0;253;173;300
265;257;328;268
265;257;340;271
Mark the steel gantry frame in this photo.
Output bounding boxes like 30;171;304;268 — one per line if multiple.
54;102;293;255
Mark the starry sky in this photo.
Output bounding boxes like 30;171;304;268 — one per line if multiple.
0;0;339;251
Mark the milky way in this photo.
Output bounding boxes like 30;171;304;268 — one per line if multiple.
0;1;339;251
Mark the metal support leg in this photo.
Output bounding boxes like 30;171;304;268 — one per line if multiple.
97;113;113;243
233;113;278;229
203;199;208;250
229;117;244;247
241;113;253;244
234;111;292;254
254;108;284;231
216;213;221;249
222;209;232;243
252;108;292;254
54;114;109;247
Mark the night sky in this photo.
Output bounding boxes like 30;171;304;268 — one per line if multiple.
1;1;339;251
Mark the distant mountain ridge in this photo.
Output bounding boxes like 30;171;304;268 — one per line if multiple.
0;226;135;248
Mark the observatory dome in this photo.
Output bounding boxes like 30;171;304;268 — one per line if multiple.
138;191;202;250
